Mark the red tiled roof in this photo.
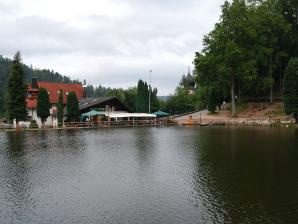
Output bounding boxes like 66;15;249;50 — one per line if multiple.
27;82;84;108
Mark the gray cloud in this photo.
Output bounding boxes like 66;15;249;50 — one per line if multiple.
0;0;224;95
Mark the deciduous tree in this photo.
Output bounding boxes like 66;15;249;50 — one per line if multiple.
195;0;258;116
283;58;298;122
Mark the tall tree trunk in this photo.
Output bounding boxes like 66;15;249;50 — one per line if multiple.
231;73;236;117
279;63;282;93
269;54;273;103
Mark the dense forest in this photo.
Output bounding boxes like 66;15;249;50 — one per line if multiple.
193;0;298;116
0;55;79;115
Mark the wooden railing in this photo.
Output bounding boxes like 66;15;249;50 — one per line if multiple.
60;118;177;129
179;117;295;126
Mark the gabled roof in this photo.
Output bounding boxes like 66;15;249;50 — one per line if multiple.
79;97;129;112
27;82;84;108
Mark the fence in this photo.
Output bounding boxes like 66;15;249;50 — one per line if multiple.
60;118;176;129
179;117;295;126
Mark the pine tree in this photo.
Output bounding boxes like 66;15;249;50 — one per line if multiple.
283;58;298;123
136;80;147;112
66;92;79;121
57;89;64;126
37;88;51;126
6;52;28;124
150;87;160;112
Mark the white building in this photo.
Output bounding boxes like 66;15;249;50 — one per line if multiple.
26;78;84;127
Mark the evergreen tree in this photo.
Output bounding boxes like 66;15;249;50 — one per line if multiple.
57;89;64;126
150;87;160;112
283;58;298;122
66;92;79;121
0;54;80;116
136;80;149;113
6;52;27;124
37;88;51;126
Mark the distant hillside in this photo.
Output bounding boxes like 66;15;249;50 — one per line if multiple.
158;96;170;102
0;55;80;114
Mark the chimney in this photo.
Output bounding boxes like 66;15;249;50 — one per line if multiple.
32;77;38;89
83;79;87;99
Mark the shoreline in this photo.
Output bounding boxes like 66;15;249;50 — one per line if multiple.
0;121;296;133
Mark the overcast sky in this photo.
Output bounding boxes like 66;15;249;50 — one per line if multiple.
0;0;225;95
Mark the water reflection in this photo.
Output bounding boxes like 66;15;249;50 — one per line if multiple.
1;127;298;223
193;127;298;223
133;128;156;176
2;132;34;223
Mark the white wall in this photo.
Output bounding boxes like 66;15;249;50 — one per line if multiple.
28;108;56;127
27;105;67;127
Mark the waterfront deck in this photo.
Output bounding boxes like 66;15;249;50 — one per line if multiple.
0;118;177;132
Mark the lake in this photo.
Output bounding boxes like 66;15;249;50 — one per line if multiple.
0;126;298;223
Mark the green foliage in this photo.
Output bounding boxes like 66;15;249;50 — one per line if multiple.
150;87;160;113
194;0;294;116
66;92;79;121
254;0;291;102
283;58;298;122
86;82;159;113
196;86;208;109
165;88;197;115
195;0;258;117
134;80;159;113
85;85;110;98
0;55;10;116
107;88;125;102
123;87;137;112
207;87;217;113
277;0;298;57
6;52;28;123
0;54;79;115
136;80;149;113
57;89;64;126
37;88;51;124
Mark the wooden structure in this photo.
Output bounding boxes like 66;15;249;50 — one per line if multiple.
79;97;129;114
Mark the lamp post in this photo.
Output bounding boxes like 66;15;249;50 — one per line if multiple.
149;69;152;114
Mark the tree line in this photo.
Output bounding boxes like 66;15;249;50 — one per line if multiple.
5;52;81;126
0;54;79;116
3;52;164;125
193;0;298;117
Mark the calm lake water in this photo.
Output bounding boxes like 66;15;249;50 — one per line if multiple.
1;126;298;223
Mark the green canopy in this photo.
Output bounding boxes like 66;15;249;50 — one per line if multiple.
81;110;105;117
152;110;169;117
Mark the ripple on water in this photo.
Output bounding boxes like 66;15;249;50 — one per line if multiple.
1;127;298;223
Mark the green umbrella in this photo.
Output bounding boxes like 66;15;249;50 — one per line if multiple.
151;110;169;117
81;110;105;117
